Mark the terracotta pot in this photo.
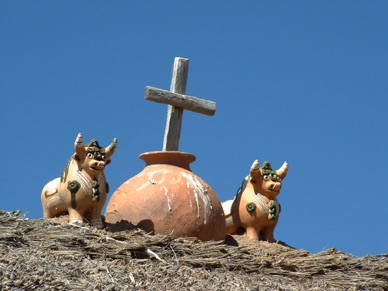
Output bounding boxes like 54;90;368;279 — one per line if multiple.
105;151;226;241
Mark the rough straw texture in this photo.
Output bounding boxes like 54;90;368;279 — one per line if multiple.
1;210;387;290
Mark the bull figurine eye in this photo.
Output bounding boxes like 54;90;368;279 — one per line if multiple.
263;175;270;181
87;153;94;159
94;152;105;161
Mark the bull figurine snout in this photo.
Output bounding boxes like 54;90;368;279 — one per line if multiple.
269;183;282;192
91;161;106;171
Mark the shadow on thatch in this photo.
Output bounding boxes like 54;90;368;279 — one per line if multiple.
1;210;387;290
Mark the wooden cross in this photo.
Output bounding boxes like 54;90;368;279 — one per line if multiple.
145;57;216;151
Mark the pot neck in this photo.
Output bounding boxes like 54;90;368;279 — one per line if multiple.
139;151;196;171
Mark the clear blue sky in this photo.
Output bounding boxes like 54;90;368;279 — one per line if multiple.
1;2;387;257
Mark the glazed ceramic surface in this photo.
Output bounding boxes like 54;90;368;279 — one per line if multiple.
222;160;288;241
41;133;117;228
105;151;225;241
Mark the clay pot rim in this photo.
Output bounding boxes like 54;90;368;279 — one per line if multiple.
139;151;196;170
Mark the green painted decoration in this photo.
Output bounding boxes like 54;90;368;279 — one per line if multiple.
268;200;277;220
61;158;72;183
91;179;100;202
67;180;81;209
106;181;110;194
261;161;281;181
246;202;256;213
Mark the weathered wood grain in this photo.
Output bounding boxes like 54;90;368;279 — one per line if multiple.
163;57;188;151
145;87;216;116
144;57;216;151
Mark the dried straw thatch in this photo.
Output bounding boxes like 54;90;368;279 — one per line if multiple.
1;210;387;290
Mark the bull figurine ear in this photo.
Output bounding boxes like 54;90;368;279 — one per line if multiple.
74;133;86;159
104;137;118;160
276;161;288;180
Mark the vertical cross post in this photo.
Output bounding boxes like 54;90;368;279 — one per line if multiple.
164;58;189;151
145;57;216;151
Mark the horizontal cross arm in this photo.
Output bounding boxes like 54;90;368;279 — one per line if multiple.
145;86;216;116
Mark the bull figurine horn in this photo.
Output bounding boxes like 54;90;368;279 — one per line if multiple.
276;161;288;179
250;159;261;181
251;160;260;171
74;133;86;157
104;138;118;159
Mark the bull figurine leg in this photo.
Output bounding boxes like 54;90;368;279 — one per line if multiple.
90;201;105;229
246;226;260;240
66;181;84;226
262;227;276;242
67;208;84;226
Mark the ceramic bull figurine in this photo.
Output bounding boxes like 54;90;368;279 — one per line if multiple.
222;159;288;242
41;133;117;228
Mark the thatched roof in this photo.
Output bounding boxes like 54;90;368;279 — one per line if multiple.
1;210;387;290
